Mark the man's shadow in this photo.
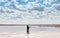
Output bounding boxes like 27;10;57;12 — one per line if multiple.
27;34;30;38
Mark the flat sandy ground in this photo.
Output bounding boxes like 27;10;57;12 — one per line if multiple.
0;31;60;38
0;26;60;38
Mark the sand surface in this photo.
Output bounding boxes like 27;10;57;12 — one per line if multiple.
0;31;60;38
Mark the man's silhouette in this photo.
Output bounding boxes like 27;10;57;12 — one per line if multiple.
27;25;29;34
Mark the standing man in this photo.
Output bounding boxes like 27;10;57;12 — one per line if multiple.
27;25;29;34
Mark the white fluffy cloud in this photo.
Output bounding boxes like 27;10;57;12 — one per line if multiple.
0;0;4;2
21;0;28;2
0;0;60;20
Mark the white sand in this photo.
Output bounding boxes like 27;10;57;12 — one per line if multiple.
0;31;60;38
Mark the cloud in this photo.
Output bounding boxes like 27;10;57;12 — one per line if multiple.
0;0;4;2
53;4;60;11
0;0;60;20
21;0;28;2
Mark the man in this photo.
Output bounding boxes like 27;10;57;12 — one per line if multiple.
27;25;29;34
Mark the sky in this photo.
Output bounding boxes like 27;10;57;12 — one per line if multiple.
0;0;60;24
